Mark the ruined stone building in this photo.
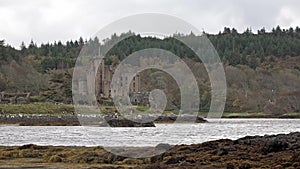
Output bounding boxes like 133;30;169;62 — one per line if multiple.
0;92;30;104
74;58;141;100
74;55;180;105
95;59;141;98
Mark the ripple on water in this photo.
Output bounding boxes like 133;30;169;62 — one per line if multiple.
0;119;299;146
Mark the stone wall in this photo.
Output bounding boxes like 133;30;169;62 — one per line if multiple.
0;92;30;104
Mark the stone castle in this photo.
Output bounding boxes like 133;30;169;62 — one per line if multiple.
74;56;179;104
74;58;141;100
95;59;141;98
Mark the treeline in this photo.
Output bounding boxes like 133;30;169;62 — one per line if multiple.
1;26;300;72
0;40;21;63
208;26;300;68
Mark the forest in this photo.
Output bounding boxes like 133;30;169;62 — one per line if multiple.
0;26;299;114
1;26;300;71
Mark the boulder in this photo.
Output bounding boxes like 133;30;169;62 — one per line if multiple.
106;118;155;127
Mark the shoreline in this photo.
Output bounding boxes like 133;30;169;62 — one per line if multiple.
220;113;300;119
0;114;299;126
0;132;299;168
0;103;299;126
0;115;207;126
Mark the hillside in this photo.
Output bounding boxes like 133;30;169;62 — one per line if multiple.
0;27;299;114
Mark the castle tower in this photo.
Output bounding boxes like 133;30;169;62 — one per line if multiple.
95;57;141;99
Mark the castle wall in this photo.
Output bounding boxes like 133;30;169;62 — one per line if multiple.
77;58;141;99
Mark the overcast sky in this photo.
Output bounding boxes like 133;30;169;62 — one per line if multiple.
1;0;300;48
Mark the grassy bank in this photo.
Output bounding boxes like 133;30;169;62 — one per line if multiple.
199;111;300;118
221;112;300;118
0;104;177;117
0;103;299;118
0;103;75;116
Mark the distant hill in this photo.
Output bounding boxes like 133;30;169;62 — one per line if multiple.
0;26;299;114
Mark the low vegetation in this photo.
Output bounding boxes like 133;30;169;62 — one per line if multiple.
0;103;299;119
0;103;74;115
0;132;299;168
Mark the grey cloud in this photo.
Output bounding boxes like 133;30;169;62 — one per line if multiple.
0;0;299;48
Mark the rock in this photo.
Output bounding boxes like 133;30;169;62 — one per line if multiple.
155;143;172;150
217;147;229;156
154;115;207;123
18;144;44;150
195;116;207;123
19;144;36;149
106;118;155;127
262;138;289;154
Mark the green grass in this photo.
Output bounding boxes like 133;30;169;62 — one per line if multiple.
135;106;149;112
198;111;288;118
281;112;300;117
0;103;74;115
223;112;251;117
0;103;299;118
222;112;274;117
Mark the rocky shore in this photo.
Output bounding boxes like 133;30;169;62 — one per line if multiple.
0;132;299;168
0;115;206;126
104;118;155;127
0;115;80;126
